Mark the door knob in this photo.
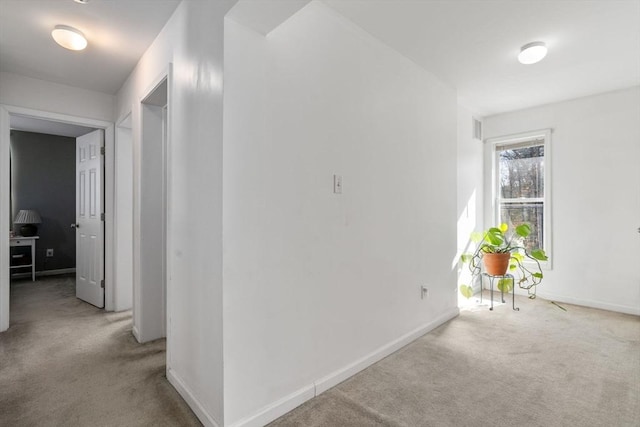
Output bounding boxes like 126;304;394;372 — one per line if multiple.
71;223;79;229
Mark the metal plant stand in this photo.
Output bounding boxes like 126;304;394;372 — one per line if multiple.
481;273;519;311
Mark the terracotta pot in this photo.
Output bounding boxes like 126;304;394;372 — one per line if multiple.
483;253;511;276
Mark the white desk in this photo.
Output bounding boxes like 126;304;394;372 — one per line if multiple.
10;236;39;281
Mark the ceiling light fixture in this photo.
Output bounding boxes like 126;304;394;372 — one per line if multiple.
74;0;90;4
518;41;547;65
51;25;88;51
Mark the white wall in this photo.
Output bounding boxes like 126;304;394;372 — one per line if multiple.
0;72;114;122
115;1;237;425
456;106;483;298
223;3;459;425
483;87;640;315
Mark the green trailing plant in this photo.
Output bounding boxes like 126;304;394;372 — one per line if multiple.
459;223;548;299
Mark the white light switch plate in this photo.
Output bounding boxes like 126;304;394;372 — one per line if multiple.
333;174;343;194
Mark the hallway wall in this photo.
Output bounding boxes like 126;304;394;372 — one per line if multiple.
0;72;114;122
115;1;237;424
224;2;458;424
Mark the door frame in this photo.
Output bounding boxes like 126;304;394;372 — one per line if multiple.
114;112;134;312
0;104;115;331
133;66;171;343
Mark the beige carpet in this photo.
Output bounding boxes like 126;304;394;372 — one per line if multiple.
0;275;201;426
269;297;640;426
2;276;639;427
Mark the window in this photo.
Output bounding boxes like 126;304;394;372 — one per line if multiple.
490;130;551;264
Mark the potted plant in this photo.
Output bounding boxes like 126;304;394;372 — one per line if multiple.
459;223;548;299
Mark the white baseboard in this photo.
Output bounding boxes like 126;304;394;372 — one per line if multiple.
167;367;222;427
229;384;316;427
536;291;640;316
39;268;76;276
314;307;460;394
230;307;460;427
10;268;76;279
482;285;639;316
131;325;141;343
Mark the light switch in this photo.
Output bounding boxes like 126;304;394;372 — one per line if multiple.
333;174;343;194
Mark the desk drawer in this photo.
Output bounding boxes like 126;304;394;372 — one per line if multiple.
10;239;32;247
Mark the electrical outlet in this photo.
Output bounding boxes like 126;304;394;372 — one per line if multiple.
421;285;429;299
46;248;54;257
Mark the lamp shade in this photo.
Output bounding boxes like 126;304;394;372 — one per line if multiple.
14;210;42;224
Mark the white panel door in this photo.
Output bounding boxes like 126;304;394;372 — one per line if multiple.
75;129;104;308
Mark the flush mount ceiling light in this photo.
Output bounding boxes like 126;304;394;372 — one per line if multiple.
51;25;87;51
74;0;90;4
518;41;547;65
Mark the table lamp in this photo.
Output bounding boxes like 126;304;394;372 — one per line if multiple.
14;210;42;237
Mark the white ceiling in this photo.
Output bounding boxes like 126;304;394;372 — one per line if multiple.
323;0;640;116
0;0;181;95
0;0;638;119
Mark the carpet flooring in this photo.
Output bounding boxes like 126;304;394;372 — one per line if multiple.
1;276;639;427
269;297;640;427
0;275;200;426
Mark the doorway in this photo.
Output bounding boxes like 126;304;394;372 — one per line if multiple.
133;75;169;343
0;105;120;331
9;125;87;284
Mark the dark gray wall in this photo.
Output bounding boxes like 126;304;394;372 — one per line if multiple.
11;130;76;272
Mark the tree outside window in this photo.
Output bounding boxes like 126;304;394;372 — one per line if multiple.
490;130;551;263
